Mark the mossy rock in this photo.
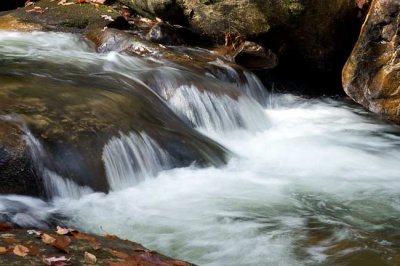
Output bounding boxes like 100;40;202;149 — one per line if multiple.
0;0;119;32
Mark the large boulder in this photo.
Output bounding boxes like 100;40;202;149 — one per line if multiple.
118;0;365;92
343;0;400;123
0;42;230;196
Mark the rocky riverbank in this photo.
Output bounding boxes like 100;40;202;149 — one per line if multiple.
0;0;400;264
0;224;192;265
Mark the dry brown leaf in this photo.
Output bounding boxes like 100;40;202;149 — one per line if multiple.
56;226;76;235
2;237;19;244
25;6;47;14
104;234;119;239
84;251;97;265
13;245;29;257
0;247;7;254
25;0;35;7
58;0;75;6
42;233;56;245
25;244;40;256
89;240;102;250
71;231;97;242
105;248;130;259
53;236;72;252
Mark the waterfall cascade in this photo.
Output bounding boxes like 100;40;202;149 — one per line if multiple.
102;132;171;191
1;31;400;266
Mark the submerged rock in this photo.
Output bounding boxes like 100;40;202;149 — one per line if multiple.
343;0;400;123
0;49;230;196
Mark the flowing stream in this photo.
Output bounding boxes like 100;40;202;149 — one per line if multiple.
1;31;400;265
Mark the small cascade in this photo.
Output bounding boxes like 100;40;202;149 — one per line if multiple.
0;116;93;199
241;71;270;105
102;132;171;191
24;134;93;199
42;170;93;199
206;59;270;105
167;85;269;134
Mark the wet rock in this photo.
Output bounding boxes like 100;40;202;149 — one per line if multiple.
119;0;365;93
0;14;42;31
342;0;400;123
0;226;194;265
234;41;278;71
0;54;230;195
146;21;210;46
0;0;119;33
0;120;43;197
147;21;186;45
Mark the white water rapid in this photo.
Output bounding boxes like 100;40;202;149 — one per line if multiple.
1;31;400;266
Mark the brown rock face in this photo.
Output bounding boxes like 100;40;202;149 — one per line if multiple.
119;0;365;92
343;0;400;123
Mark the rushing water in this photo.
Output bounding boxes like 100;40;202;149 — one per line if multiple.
1;31;400;266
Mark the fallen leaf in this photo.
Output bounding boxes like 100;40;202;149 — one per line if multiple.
0;224;12;232
168;260;189;266
84;251;97;265
27;229;43;237
89;240;102;250
104;234;119;239
42;233;56;245
24;244;40;256
25;6;46;14
53;236;72;252
2;237;19;244
43;256;71;266
71;231;96;242
13;245;29;257
0;247;7;254
56;226;76;235
105;248;130;259
58;0;75;5
25;0;35;7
